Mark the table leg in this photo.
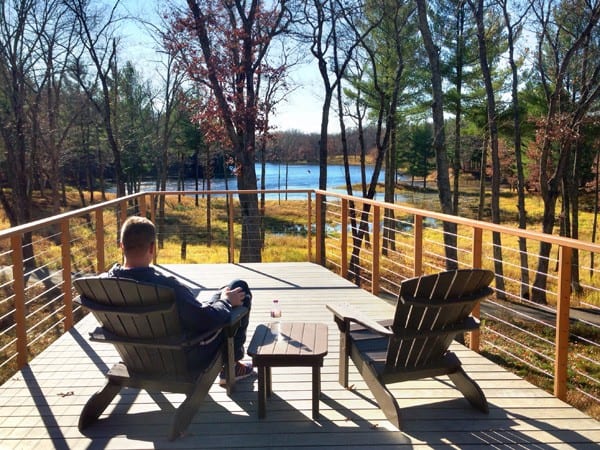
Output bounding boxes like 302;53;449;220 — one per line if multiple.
312;364;321;420
257;365;267;419
266;366;272;397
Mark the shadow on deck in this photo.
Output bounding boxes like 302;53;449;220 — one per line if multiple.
0;263;598;449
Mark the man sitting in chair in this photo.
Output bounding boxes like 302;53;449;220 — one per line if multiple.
103;216;254;386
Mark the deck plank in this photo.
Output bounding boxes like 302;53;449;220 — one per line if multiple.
0;262;598;449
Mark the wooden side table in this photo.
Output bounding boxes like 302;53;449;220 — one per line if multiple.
247;322;329;420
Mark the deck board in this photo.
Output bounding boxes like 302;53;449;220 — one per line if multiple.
0;262;598;449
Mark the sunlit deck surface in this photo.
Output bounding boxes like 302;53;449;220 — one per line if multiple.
1;262;599;449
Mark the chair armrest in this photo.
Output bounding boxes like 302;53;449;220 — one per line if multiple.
223;306;249;337
90;327;193;349
327;303;393;336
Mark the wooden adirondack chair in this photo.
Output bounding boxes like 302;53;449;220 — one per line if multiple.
74;276;248;440
327;269;493;429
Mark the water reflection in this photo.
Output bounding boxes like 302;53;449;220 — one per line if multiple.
132;163;414;201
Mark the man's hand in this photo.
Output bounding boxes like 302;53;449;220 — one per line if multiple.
221;287;245;307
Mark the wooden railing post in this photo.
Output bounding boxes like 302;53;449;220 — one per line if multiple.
11;235;27;368
139;193;147;217
95;209;105;273
315;193;323;265
149;194;157;265
555;245;572;401
120;199;128;224
341;198;348;278
413;214;423;277
372;205;380;295
60;219;73;330
150;193;156;224
307;193;313;262
470;227;483;352
228;193;235;263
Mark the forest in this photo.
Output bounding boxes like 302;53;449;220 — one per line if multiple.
1;0;600;298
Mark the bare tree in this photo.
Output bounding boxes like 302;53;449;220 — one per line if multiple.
65;0;127;197
33;0;81;215
0;0;39;228
300;0;379;264
0;0;67;289
498;0;532;299
171;0;293;262
339;0;413;283
530;0;600;303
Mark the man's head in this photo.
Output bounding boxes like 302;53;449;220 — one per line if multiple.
120;216;156;267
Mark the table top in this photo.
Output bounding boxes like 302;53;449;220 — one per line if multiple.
247;322;328;364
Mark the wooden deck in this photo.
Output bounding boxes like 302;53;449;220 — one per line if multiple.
1;262;598;449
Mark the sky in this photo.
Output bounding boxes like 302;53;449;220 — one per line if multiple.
118;0;327;134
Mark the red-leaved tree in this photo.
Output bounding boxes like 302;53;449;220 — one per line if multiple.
168;0;292;262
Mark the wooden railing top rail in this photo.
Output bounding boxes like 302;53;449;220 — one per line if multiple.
0;187;593;254
314;189;600;253
145;189;314;195
0;193;142;239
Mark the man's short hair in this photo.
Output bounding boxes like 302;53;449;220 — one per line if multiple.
120;216;156;253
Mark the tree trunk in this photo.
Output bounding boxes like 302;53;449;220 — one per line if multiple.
416;0;457;269
237;145;262;262
478;134;488;222
591;150;600;277
470;0;504;296
317;92;333;265
452;3;465;216
501;0;530;300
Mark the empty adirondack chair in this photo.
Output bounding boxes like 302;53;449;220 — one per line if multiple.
74;276;248;440
327;269;493;429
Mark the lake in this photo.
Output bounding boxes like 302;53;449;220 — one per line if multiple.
138;163;387;199
133;162;434;204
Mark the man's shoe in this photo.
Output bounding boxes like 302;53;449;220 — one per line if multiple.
219;362;254;386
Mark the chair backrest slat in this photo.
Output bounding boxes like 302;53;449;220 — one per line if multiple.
74;277;188;376
387;269;493;368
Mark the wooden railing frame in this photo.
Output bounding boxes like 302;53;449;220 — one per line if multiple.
312;189;600;401
2;188;598;403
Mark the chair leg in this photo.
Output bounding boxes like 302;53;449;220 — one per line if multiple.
168;376;212;440
224;335;236;396
169;354;223;441
338;332;349;387
448;366;489;413
78;380;121;430
360;362;402;430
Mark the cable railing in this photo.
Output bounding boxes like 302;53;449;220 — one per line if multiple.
0;188;598;419
314;190;599;418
